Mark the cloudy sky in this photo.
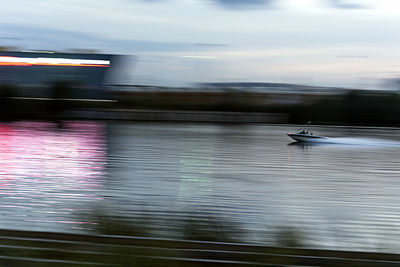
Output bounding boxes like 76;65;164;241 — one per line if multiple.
1;0;400;88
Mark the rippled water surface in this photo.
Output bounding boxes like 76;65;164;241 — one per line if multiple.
1;121;400;251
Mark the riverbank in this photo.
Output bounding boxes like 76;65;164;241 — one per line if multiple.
1;229;399;266
66;108;288;123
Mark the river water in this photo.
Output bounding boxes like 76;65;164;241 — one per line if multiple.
1;121;400;252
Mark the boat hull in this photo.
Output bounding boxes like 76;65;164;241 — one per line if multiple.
287;133;328;142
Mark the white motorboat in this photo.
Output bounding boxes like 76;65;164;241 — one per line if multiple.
287;121;328;142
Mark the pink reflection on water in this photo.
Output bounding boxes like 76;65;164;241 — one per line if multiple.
0;124;14;188
0;121;107;231
10;121;105;182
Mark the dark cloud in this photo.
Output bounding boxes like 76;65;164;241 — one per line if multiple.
138;0;366;10
138;0;275;9
326;0;367;9
211;0;274;9
212;0;367;10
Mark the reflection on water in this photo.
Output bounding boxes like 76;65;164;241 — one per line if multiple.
0;121;106;231
1;122;400;252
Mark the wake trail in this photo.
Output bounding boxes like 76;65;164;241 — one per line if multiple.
310;137;400;146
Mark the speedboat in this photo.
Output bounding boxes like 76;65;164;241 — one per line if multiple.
287;121;328;142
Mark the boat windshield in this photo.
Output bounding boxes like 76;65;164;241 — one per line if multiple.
296;121;312;134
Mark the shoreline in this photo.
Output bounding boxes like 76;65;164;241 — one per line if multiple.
65;108;288;123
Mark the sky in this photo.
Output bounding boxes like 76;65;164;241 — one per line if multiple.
1;0;400;88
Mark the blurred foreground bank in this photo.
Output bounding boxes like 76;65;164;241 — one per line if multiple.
1;228;400;266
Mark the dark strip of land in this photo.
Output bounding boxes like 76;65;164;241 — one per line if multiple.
0;229;400;266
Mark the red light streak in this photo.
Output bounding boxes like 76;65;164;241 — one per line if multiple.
0;62;109;67
0;62;31;66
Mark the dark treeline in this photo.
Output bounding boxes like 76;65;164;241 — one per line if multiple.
1;83;400;126
289;91;400;126
116;89;400;126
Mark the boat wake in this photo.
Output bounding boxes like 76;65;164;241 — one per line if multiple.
300;137;400;146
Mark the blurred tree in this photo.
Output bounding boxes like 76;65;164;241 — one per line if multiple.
0;85;17;121
48;81;72;117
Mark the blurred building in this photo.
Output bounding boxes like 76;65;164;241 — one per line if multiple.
0;50;124;99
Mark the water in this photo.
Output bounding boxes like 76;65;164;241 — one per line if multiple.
1;121;400;252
